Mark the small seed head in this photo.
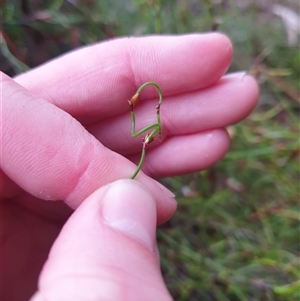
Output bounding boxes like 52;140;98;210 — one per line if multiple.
144;133;155;146
128;93;139;106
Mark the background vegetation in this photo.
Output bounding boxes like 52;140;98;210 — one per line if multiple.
1;0;299;300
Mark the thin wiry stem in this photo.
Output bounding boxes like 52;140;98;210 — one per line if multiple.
131;147;146;180
128;82;163;179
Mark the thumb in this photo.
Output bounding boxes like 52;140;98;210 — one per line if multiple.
30;179;173;301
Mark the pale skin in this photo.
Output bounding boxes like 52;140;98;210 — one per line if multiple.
1;33;259;301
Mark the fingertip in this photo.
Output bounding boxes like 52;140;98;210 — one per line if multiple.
243;74;260;105
223;72;260;118
201;32;233;59
100;179;157;251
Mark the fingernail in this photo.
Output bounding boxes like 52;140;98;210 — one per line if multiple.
153;179;176;199
101;179;157;251
224;71;248;81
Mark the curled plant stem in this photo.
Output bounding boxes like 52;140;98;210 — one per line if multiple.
128;82;163;179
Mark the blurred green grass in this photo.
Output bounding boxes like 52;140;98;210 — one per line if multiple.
1;1;299;300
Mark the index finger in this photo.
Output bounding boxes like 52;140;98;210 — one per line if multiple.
14;33;232;122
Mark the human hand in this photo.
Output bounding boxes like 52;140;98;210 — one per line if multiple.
1;33;258;300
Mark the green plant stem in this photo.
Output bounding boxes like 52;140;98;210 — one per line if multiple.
129;82;163;179
131;148;146;180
